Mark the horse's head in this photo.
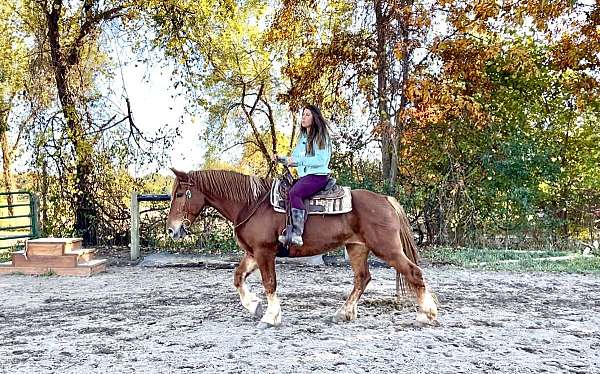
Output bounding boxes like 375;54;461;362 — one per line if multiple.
166;168;206;239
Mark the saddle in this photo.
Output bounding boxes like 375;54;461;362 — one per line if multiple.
270;176;352;215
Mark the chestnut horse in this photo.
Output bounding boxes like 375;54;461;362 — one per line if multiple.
166;169;438;328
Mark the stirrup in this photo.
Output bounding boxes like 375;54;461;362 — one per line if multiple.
290;235;303;246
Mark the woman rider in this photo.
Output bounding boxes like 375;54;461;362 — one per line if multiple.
274;105;332;246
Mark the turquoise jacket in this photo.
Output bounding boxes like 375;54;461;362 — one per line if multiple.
291;132;331;177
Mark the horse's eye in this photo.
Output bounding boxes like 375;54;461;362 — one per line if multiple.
176;192;184;198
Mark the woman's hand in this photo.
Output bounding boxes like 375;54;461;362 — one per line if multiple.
274;154;289;166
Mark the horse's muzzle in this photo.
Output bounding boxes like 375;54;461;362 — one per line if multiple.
167;225;187;240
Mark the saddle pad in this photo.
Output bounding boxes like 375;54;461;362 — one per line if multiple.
270;180;353;215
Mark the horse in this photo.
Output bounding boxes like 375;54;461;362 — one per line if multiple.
166;168;438;328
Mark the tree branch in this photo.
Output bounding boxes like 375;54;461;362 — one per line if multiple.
66;4;126;66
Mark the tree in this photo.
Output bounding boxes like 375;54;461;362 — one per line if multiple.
38;0;126;243
18;0;174;244
238;130;291;175
398;5;600;245
0;1;29;213
143;0;305;176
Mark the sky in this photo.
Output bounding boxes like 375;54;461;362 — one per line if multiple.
110;56;206;176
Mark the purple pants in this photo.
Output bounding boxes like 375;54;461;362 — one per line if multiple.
289;175;329;210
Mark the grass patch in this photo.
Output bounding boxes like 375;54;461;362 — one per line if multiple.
422;247;568;266
421;247;600;273
0;249;16;262
0;244;24;263
40;269;56;277
484;256;600;274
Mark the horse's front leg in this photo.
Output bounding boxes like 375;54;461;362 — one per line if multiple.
255;250;281;328
234;253;262;319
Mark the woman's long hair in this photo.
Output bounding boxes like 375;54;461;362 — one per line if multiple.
300;105;330;155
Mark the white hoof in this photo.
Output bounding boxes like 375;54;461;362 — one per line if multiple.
257;321;274;329
332;309;347;322
417;288;438;323
332;305;357;322
416;311;430;324
260;310;281;327
422;293;438;316
248;299;263;319
416;310;439;326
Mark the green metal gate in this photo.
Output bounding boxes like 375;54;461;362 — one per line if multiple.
0;191;40;251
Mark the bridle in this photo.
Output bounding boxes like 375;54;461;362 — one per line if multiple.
176;180;195;233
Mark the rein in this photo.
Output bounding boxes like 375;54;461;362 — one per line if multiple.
233;191;271;229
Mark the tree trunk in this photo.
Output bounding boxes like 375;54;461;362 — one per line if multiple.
290;108;298;150
74;157;97;244
46;0;97;244
559;126;571;240
374;0;392;184
392;5;413;191
0;107;15;215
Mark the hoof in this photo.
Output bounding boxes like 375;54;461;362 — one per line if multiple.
416;311;439;326
332;308;356;323
249;300;263;319
259;311;282;327
256;321;277;329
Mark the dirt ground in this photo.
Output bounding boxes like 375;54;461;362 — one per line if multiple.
1;251;599;374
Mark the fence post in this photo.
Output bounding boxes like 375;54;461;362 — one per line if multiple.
30;193;40;238
130;192;140;260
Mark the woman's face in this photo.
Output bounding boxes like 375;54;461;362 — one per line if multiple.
301;108;314;129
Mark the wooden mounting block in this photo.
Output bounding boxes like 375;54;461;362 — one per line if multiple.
0;259;107;276
0;237;107;277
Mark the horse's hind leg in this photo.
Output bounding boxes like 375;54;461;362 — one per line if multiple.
234;253;262;319
370;241;438;324
414;283;438;325
333;244;371;322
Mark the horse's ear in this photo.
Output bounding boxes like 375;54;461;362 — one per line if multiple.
170;167;189;182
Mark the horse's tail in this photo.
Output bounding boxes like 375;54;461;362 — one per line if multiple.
386;196;420;298
386;196;419;265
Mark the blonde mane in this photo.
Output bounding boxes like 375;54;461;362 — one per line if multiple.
186;170;271;204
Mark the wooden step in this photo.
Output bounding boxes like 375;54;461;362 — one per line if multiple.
11;252;78;268
26;238;83;256
11;248;96;267
70;248;96;262
0;259;107;277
